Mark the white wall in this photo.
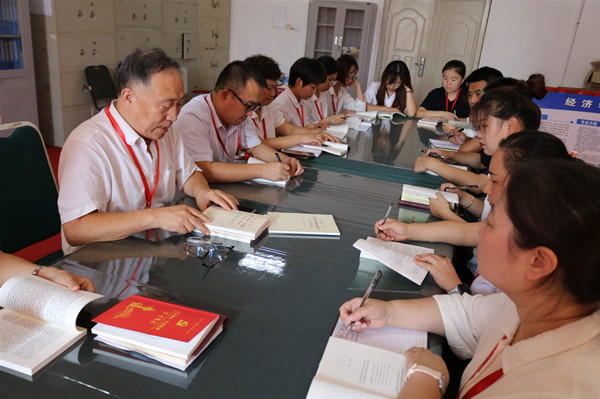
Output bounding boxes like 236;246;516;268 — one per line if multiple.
479;0;599;88
230;0;385;84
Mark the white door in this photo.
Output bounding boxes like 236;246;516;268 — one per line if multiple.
378;0;490;104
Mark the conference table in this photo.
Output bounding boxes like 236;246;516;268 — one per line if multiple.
2;119;458;398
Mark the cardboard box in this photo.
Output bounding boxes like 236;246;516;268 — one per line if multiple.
585;59;600;92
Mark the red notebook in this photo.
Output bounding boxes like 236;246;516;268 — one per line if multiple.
93;295;219;343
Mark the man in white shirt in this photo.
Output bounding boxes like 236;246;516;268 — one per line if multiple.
243;54;339;149
58;48;237;255
269;57;327;128
176;60;303;183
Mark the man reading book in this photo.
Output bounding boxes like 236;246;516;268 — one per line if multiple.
58;48;238;255
175;60;303;183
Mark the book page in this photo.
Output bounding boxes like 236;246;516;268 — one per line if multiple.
306;378;390;399
0;275;102;330
313;337;405;398
353;238;432;285
0;308;85;375
331;318;427;355
402;184;459;204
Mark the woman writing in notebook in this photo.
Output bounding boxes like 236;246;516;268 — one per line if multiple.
344;159;600;398
416;60;470;121
364;60;417;117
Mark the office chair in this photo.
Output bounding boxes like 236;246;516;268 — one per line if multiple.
0;121;63;264
84;65;118;112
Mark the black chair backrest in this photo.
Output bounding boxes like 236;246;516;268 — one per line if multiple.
85;65;118;111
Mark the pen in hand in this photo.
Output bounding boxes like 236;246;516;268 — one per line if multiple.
379;202;393;228
444;185;478;191
419;149;445;160
345;269;382;334
275;152;282;163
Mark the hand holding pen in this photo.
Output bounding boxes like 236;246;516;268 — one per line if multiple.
345;269;382;334
419;149;445;160
377;203;393;236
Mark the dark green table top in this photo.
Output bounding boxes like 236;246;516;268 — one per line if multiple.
2;151;452;398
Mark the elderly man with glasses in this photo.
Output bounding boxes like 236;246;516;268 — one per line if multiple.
176;60;303;183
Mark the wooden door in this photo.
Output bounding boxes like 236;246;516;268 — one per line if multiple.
378;0;490;103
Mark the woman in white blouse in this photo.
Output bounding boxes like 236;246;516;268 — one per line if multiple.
364;60;417;117
341;159;600;398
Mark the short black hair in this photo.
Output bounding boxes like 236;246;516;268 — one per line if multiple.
116;48;180;92
214;60;267;92
317;55;338;76
244;54;281;82
289;57;326;87
465;66;503;86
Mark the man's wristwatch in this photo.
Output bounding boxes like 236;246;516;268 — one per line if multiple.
448;283;472;295
404;363;446;395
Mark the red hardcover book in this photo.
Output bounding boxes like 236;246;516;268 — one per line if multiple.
93;295;219;343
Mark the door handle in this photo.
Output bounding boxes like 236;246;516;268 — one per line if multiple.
415;57;425;77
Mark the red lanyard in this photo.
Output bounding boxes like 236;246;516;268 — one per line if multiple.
291;98;305;126
252;117;267;139
105;107;159;208
457;335;507;399
314;99;324;120
204;96;248;160
446;88;462;112
331;95;340;114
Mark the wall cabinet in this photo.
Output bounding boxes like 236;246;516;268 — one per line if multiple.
305;1;377;88
31;0;230;146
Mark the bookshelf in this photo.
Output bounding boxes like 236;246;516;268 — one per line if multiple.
0;0;37;125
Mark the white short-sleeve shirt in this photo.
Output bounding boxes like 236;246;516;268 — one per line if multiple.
249;105;286;140
365;82;397;108
57;101;199;254
270;86;307;127
175;93;261;163
301;91;329;125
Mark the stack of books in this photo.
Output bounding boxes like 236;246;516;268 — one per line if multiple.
197;206;271;243
92;295;225;371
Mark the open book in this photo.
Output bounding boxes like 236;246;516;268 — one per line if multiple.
301;141;348;156
0;275;102;375
306;320;427;399
353;237;433;285
399;184;459;211
325;123;350;139
425;163;468;177
429;138;461;151
92;295;225;371
266;212;340;236
245;157;289;187
354;110;378;122
195;206;271;243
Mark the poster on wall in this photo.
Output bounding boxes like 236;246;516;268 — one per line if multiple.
535;90;600;166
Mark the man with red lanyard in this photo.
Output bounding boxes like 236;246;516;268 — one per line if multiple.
176;61;303;183
269;57;329;129
243;54;339;150
58;48;238;255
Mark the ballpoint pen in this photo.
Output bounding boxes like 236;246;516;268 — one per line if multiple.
379;202;393;228
419;149;445;160
345;269;382;334
444;185;478;191
275;153;282;162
